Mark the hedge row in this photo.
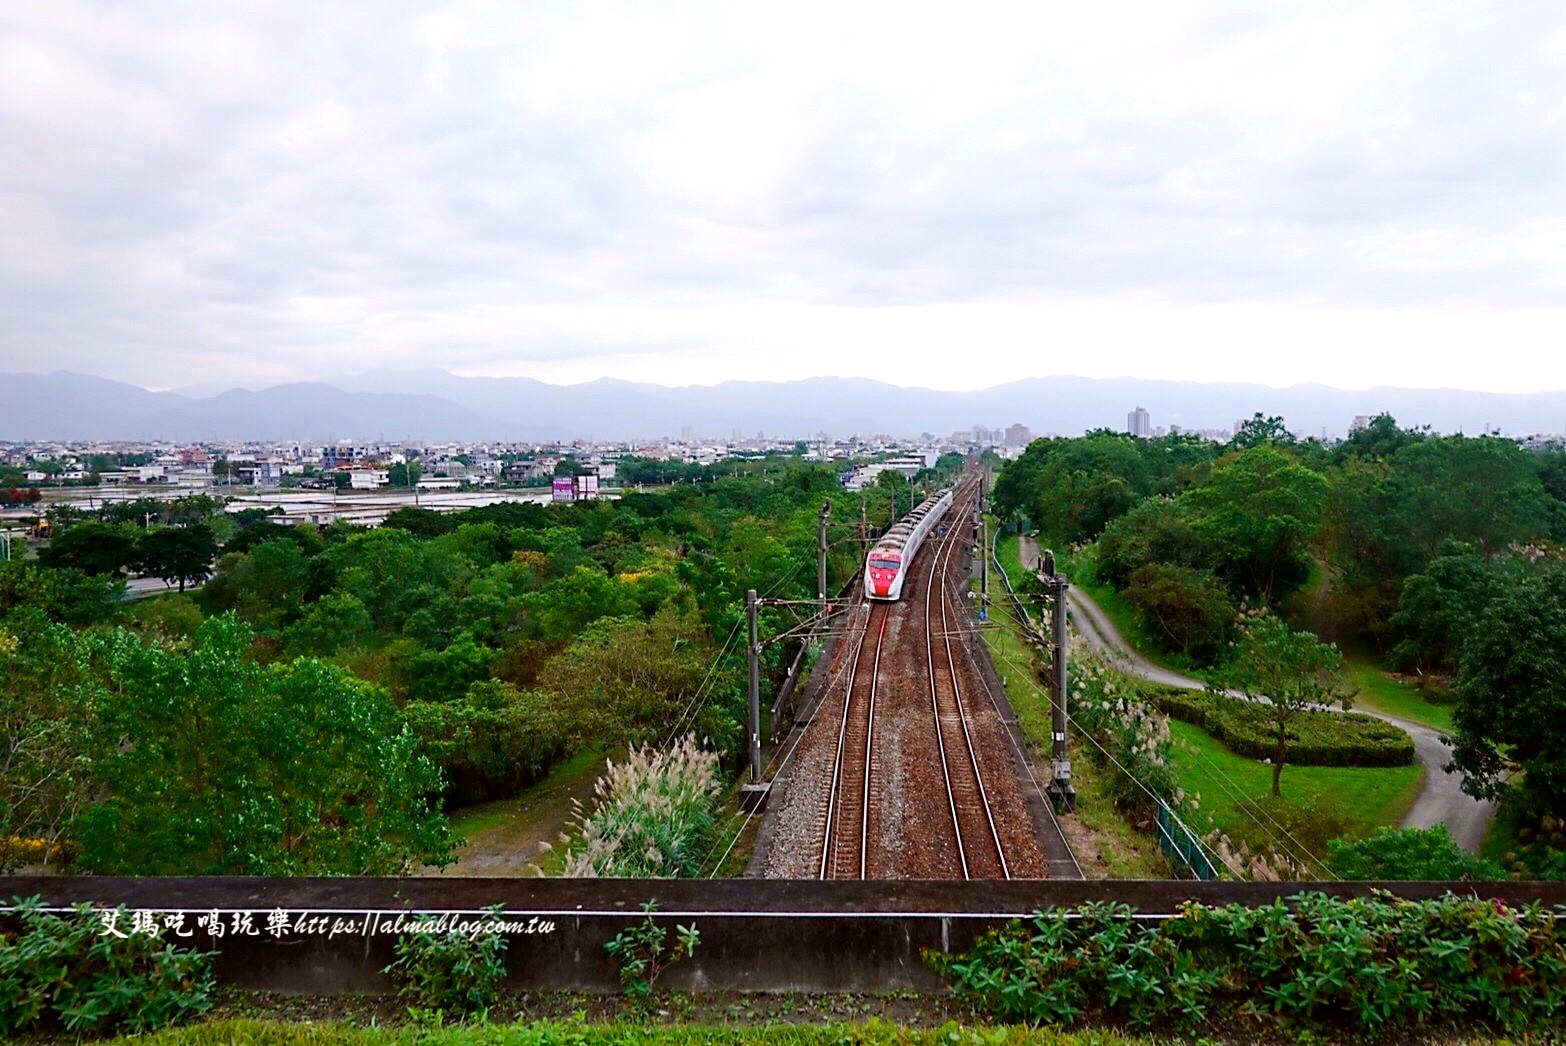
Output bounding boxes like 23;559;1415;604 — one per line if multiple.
930;892;1566;1035
1150;689;1415;768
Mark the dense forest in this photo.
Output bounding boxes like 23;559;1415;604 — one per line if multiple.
992;415;1566;868
0;458;960;875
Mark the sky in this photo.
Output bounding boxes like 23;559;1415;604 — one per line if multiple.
1;1;1564;394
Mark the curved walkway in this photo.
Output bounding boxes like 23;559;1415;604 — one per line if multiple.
1018;536;1495;852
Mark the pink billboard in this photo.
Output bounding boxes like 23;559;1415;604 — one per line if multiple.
551;477;574;502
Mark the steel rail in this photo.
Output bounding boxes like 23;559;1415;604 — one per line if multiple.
817;602;886;879
924;479;1009;879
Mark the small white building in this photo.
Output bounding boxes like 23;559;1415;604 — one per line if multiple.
347;469;389;490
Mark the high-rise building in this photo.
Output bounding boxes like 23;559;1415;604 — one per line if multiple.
1127;406;1151;438
1004;423;1032;446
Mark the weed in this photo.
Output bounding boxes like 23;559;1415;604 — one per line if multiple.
382;904;507;1020
604;901;700;1000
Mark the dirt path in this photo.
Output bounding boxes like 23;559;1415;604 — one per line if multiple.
416;753;608;877
1016;535;1495;852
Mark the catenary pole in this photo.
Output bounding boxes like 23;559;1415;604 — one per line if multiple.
746;588;762;785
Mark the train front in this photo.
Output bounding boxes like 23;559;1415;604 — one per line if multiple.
865;548;904;601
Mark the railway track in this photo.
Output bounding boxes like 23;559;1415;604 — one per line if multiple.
801;469;1052;881
923;484;1010;879
817;602;887;879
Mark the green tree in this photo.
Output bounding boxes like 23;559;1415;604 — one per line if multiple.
1185;446;1327;603
1388;541;1495;673
991;434;1149;544
521;565;632;643
77;614;453;875
0;561;123;625
0;613;95;871
405;680;569;804
1123;563;1234;663
1094;496;1210;590
407;631;495;704
281;592;374;658
1447;558;1566;816
229;538;312;630
1213;612;1349;797
1389;436;1549;564
388;461;422;488
37;521;138;577
537;605;736;749
135;524;217;593
1334;413;1426;462
1229;412;1295;449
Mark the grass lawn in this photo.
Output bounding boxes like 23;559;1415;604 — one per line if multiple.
1166;719;1423;875
1343;656;1455;734
984;524;1169;878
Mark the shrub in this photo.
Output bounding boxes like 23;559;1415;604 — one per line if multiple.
931;891;1566;1036
405;681;569;804
0;898;215;1037
1151;689;1414;767
1326;826;1505;881
382;905;508;1020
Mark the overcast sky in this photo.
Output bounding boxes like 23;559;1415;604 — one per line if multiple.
2;1;1563;393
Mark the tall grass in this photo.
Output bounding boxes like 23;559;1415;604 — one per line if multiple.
563;737;722;878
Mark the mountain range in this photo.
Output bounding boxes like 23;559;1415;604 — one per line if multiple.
2;370;1564;443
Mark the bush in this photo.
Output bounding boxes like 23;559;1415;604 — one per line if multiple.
0;898;215;1037
1326;826;1505;880
405;681;570;805
930;892;1566;1035
382;905;508;1019
1151;689;1414;767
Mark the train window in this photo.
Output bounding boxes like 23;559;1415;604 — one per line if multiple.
869;558;900;570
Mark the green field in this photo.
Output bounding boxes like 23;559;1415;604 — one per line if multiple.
1344;657;1455;734
1166;719;1423;875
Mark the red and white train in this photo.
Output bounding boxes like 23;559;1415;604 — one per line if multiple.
864;488;955;601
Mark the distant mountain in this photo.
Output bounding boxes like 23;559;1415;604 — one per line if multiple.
3;369;1565;441
130;383;556;442
0;372;187;440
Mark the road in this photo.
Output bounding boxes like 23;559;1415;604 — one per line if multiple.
122;576;203;599
1016;535;1496;852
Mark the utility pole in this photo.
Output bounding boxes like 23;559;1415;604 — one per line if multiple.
1043;551;1076;812
980;473;989;615
860;499;870;565
979;515;988;621
817;499;830;616
741;588;770;810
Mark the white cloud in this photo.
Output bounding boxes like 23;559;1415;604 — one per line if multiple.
1;0;1564;392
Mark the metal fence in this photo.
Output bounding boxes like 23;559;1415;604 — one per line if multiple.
1155;800;1221;880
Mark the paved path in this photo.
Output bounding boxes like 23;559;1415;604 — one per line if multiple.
1016;535;1495;852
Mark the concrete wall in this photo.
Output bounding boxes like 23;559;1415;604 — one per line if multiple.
5;877;1564;996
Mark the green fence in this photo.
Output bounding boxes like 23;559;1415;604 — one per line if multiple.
1155;800;1221;880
